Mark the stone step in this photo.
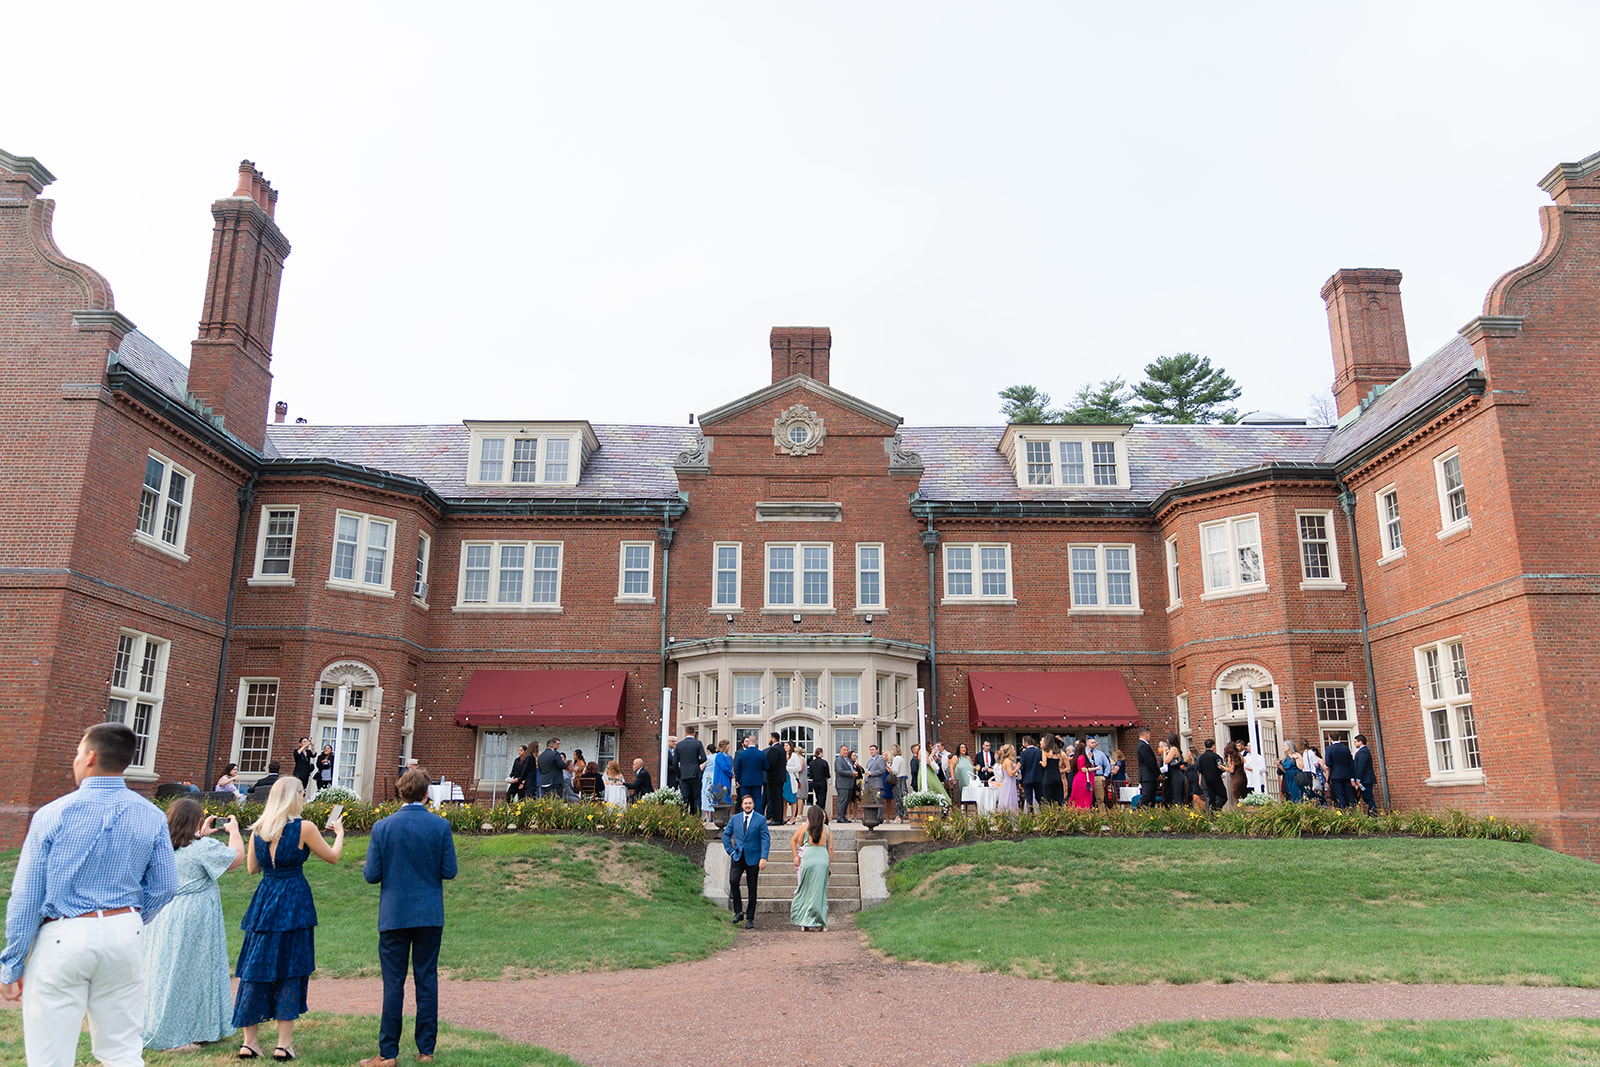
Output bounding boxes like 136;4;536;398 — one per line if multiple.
758;877;860;893
748;897;860;915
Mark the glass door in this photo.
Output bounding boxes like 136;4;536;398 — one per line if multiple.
319;723;363;792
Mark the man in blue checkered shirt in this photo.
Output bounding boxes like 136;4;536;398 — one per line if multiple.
1;722;177;1066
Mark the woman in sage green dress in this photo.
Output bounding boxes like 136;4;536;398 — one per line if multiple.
142;798;245;1050
789;805;832;931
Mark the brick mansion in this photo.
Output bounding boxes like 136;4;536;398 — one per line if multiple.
3;145;1598;858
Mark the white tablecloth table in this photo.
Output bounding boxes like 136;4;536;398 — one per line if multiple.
961;783;1000;814
428;780;464;804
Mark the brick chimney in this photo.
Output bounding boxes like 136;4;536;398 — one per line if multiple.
187;160;291;452
1321;268;1410;419
770;327;831;385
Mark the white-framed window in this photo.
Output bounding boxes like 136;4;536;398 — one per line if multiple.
734;675;762;716
765;542;833;610
478;730;509;781
457;540;563;611
1069;543;1140;612
1376;485;1405;562
465;422;592;487
401;690;416;763
713;542;742;609
773;676;793;712
1416;638;1481;782
856;543;883;610
135;452;193;558
1165;536;1182;608
596;730;618;766
250;505;299;585
107;631;167;777
1002;430;1130;489
1296;510;1344;589
1314;683;1357;749
232;679;279;775
832;675;860;718
943;543;1014;603
833;727;860;755
328;511;395;595
1434;448;1471;536
803;676;820;711
413;533;431;602
617;541;654;601
1199;514;1264;598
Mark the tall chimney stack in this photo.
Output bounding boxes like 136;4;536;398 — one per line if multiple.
274;401;288;423
1322;268;1410;419
770;327;831;385
187;160;291;452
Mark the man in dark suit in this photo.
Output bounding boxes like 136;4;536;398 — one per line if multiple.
721;793;769;930
733;736;766;811
1324;737;1356;808
1136;728;1160;809
1019;736;1044;812
1352;734;1377;814
763;732;787;824
976;740;997;783
665;735;679;791
674;729;707;814
628;758;654;799
248;760;284;802
1196;737;1227;811
536;738;567;799
807;746;830;812
360;769;458;1067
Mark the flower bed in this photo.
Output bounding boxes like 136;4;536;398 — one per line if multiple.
922;802;1534;844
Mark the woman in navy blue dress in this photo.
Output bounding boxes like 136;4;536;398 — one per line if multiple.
233;776;345;1061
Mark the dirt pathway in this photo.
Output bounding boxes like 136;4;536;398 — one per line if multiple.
310;917;1600;1067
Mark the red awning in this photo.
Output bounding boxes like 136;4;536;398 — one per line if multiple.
453;670;627;728
967;671;1141;729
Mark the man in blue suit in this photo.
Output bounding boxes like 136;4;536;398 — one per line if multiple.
360;769;458;1067
1019;735;1045;812
1352;734;1378;814
721;793;769;929
733;735;767;812
1324;737;1356;809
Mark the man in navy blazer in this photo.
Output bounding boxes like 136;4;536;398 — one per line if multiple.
733;735;767;812
1324;738;1356;809
1019;735;1044;813
1352;734;1377;814
360;769;458;1067
535;738;567;798
721;793;769;929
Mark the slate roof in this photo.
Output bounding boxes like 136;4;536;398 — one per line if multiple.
112;330;188;404
263;423;694;500
1318;335;1481;466
901;424;1333;505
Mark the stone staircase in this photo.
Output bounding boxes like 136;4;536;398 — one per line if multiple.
704;823;872;918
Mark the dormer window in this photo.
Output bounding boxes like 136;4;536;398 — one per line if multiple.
465;421;597;488
1000;427;1130;490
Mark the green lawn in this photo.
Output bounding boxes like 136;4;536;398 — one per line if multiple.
0;1010;579;1066
993;1019;1600;1066
1;834;731;980
858;837;1600;985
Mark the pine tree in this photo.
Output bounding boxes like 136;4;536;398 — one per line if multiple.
1060;378;1135;424
998;384;1063;424
1131;353;1242;424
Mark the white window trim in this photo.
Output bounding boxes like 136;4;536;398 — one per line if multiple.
942;542;1016;605
1414;636;1484;786
464;422;593;488
763;541;835;613
413;533;432;606
616;540;656;603
326;510;397;597
1198;513;1268;601
132;450;193;562
1313;682;1359;746
231;677;280;781
1375;484;1407;565
1002;430;1131;490
453;539;565;613
1164;535;1182;612
1068;542;1143;615
107;630;167;782
1433;447;1472;540
401;691;417;763
249;504;299;586
1295;509;1347;590
475;729;510;782
710;541;742;612
854;542;885;613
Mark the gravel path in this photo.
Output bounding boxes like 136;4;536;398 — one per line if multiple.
311;917;1600;1067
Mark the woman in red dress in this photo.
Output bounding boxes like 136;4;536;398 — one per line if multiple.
1068;740;1095;809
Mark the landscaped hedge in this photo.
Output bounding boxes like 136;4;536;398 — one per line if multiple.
177;795;707;843
924;801;1534;843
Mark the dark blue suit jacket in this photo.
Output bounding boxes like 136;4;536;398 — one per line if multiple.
722;808;770;865
734;745;767;789
1352;745;1376;788
363;803;458;931
1324;741;1355;780
1019;744;1044;786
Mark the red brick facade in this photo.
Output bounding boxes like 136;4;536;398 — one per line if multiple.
4;145;1598;857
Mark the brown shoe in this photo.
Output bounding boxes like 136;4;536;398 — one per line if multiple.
357;1057;397;1067
417;1058;435;1064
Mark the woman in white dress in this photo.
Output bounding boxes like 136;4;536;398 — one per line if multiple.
786;743;805;823
603;759;629;809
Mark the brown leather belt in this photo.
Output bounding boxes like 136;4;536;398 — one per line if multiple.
42;906;138;924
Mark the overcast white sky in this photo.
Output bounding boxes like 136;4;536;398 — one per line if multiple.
9;2;1598;429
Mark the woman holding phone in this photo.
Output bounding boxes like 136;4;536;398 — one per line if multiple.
232;775;345;1061
141;798;245;1049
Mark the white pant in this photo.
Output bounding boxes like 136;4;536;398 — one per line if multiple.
22;910;145;1067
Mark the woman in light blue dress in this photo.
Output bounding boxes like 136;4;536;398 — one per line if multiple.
142;798;245;1050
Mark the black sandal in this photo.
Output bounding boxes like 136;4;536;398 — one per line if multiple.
239;1049;261;1060
273;1049;296;1062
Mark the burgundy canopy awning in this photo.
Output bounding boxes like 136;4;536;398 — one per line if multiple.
453;670;627;728
967;671;1141;729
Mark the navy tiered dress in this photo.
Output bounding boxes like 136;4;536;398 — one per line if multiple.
232;819;317;1027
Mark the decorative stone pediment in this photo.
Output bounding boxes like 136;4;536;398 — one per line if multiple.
773;403;826;456
320;659;379;689
675;433;710;473
887;433;924;474
1215;663;1274;691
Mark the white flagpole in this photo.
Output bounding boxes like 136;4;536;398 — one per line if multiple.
916;688;928;791
333;683;348;796
658;687;672;794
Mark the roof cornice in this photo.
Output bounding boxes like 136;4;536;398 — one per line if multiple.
698;374;902;430
1328;373;1487;479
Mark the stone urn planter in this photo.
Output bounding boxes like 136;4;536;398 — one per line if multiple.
860;802;884;829
711;802;733;829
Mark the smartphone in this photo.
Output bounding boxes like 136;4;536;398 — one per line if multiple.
325;803;344;829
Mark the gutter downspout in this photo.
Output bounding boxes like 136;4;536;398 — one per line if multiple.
657;510;677;751
920;518;941;745
206;473;257;789
1338;484;1391;810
